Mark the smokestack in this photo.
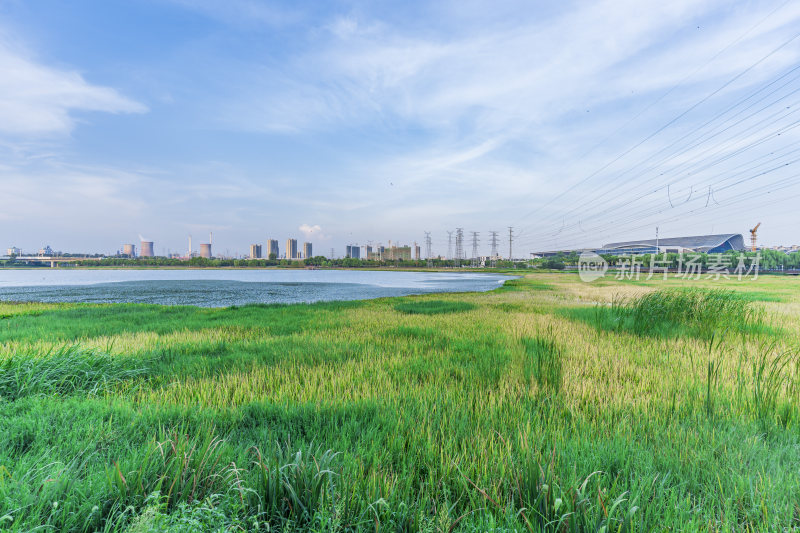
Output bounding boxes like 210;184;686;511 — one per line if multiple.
188;235;192;257
210;232;213;245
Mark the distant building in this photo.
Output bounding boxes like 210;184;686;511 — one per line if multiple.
286;239;298;259
122;244;136;257
533;233;746;258
414;243;421;260
250;244;262;259
199;243;212;258
598;234;745;255
346;245;360;259
303;242;312;259
140;241;154;257
384;245;411;261
266;239;279;258
6;246;21;256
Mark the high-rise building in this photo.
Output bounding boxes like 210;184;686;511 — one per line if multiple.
122;244;136;257
6;246;21;256
414;243;421;260
286;239;298;259
140;241;154;257
303;242;312;259
250;244;262;259
346;245;360;259
266;239;279;258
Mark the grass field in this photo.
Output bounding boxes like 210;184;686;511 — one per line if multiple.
1;272;799;531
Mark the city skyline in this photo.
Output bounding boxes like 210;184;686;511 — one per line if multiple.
2;1;800;254
5;226;797;260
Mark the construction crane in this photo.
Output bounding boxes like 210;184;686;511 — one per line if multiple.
749;222;761;252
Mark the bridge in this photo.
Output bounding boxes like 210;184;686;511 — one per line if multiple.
11;256;106;268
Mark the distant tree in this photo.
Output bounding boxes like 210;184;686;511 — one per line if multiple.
542;259;565;270
304;256;326;266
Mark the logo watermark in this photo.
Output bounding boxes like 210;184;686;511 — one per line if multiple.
578;251;609;282
579;252;761;282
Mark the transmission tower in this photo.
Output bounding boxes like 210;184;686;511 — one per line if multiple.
330;248;335;259
489;231;499;268
470;231;480;267
454;228;464;267
424;232;432;268
447;231;453;260
508;226;514;263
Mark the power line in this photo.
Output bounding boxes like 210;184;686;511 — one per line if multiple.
531;170;800;251
518;79;800;248
554;90;800;225
509;0;793;230
522;119;800;249
525;140;800;250
513;28;800;245
522;82;800;245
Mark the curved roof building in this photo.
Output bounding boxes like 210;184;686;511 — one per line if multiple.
599;234;745;255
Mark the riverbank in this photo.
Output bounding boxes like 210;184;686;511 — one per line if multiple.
1;273;799;530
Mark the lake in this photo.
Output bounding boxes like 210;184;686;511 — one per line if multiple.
0;269;514;307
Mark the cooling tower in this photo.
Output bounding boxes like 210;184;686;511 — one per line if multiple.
199;243;212;258
140;241;154;257
122;243;136;257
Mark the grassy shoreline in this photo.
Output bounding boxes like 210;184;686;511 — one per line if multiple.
1;273;799;531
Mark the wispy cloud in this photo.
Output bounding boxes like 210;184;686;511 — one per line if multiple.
0;35;146;136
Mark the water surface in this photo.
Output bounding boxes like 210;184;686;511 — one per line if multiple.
0;269;513;307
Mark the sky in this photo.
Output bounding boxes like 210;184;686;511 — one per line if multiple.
1;0;800;257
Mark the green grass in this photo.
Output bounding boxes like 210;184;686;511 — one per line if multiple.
572;287;772;339
0;344;147;400
522;333;563;394
1;274;800;530
393;299;477;314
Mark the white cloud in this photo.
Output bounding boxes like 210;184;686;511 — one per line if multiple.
0;37;146;136
299;224;329;240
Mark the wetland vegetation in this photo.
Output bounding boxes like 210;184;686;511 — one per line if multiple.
1;273;799;531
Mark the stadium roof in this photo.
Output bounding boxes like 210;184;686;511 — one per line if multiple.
602;234;745;253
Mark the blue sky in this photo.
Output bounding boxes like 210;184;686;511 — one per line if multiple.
2;0;800;257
